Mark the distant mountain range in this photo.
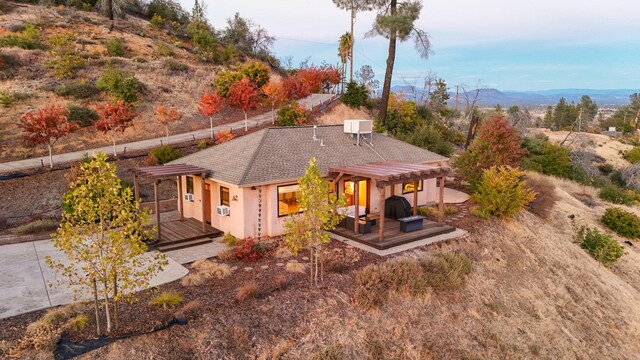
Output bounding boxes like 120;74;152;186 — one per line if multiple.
389;86;639;107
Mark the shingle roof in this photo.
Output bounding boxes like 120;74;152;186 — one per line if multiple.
170;125;448;187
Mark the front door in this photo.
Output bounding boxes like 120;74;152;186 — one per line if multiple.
344;179;370;212
204;183;212;224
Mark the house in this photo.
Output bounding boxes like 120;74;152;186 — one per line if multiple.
134;121;455;250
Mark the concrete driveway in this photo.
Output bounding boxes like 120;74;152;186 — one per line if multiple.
0;240;189;320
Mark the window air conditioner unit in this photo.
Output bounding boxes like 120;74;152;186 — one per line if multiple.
184;193;194;201
216;205;230;216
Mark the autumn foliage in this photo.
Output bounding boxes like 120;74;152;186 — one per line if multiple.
453;115;527;187
20;104;79;167
262;81;287;124
282;75;311;101
95;100;136;155
155;105;182;139
214;129;235;144
296;65;340;93
197;90;223;138
227;77;258;130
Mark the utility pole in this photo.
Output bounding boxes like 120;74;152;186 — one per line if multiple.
578;108;583;132
350;5;355;83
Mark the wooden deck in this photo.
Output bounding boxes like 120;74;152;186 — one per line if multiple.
331;218;456;250
154;217;222;252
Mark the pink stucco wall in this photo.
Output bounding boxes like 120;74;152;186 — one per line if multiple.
177;161;445;239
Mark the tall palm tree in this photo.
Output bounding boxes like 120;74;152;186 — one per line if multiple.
338;32;352;93
332;0;374;83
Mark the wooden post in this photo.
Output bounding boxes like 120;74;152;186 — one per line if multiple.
438;177;445;224
154;180;161;241
353;179;359;234
413;181;418;216
379;185;385;242
390;184;395;196
177;176;184;221
133;173;139;202
201;173;206;232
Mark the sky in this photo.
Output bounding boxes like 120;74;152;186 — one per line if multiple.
181;0;640;91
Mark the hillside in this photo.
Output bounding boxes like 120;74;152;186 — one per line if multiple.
0;3;271;162
66;174;639;359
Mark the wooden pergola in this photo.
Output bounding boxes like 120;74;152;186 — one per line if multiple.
132;164;209;240
329;160;450;242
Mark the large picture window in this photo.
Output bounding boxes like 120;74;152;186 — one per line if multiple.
402;180;423;194
278;184;302;217
220;186;230;206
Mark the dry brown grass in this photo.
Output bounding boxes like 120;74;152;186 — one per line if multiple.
525;173;560;218
315;103;371;125
235;281;259;302
285;262;306;274
181;260;232;286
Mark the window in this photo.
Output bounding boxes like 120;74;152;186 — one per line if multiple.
220;186;230;206
402;180;423;194
344;180;368;208
186;176;194;200
278;184;302;217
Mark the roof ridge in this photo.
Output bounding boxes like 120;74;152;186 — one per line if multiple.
237;128;271;185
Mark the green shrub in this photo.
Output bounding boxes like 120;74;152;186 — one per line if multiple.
149;291;183;309
522;135;572;178
104;38;125;57
156;41;173;57
65;314;89;332
277;101;308;126
197;139;207;149
186;21;217;61
150;13;165;28
341;81;368;108
598;184;638;206
240;61;270;88
601;207;640;239
163;58;188;72
471;166;536;218
597;163;614;175
576;226;625;266
223;232;239;246
395;125;454;157
11;219;59;235
67;105;99;127
55;81;100;99
45;33;85;79
610;170;627;188
150;145;182;164
0;90;12;107
214;70;243;97
623;146;640;164
96;66;140;103
0;23;42;49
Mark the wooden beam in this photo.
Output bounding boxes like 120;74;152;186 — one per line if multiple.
413;180;418;216
379;186;385;242
354;179;359;234
201;173;206;232
438;177;445;224
177;176;184;221
154;180;161;241
133;174;140;203
390;183;395;196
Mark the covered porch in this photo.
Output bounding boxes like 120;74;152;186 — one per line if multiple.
133;164;222;250
329;160;455;248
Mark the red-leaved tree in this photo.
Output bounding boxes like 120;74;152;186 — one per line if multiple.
155;105;182;141
227;77;258;131
95;100;137;156
197;90;223;138
453;114;527;188
20;104;79;168
282;75;311;101
261;81;287;124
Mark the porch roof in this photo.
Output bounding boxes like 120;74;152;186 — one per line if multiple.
133;164;207;179
329;160;450;186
